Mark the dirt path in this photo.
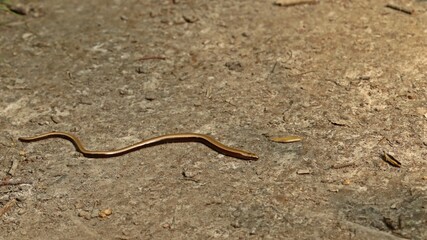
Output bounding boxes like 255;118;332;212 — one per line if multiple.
1;0;426;239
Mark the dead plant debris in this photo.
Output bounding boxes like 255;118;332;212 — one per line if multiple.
382;151;401;168
385;3;413;15
270;136;303;143
274;0;319;7
0;198;17;218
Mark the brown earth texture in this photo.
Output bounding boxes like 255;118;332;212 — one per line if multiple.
0;0;426;239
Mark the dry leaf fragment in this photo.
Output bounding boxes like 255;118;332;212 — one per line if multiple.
383;151;401;168
270;136;303;143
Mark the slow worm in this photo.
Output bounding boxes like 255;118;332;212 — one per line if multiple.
19;132;258;160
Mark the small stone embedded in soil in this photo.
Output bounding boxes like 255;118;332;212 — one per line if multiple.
22;33;33;40
50;115;61;124
182;169;198;178
383;217;399;230
91;208;99;218
145;94;156;101
328;118;350;127
18;208;26;215
99;208;113;218
78;210;91;220
37;121;50;126
162;223;171;229
358;75;370;80
225;61;243;72
182;14;198;23
296;169;311;175
342;179;351;185
135;67;146;74
36;193;51;201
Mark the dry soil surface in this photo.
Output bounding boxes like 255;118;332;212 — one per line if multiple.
0;0;426;239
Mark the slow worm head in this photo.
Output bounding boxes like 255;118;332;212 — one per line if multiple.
19;131;259;161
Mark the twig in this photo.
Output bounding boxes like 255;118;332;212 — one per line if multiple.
385;4;413;15
267;61;278;81
331;163;355;169
0;198;17;218
289;70;315;77
0;178;32;187
138;56;166;61
274;0;319;7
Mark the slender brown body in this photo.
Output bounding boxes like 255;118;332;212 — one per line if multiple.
19;132;258;160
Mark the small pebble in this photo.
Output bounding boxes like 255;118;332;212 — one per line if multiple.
342;179;351;185
18;208;26;215
22;33;33;40
135;67;146;74
99;208;112;218
145;94;156;101
225;61;243;72
162;223;171;229
50;115;61;124
78;210;91;220
182;169;198;178
91;209;99;218
74;202;84;209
